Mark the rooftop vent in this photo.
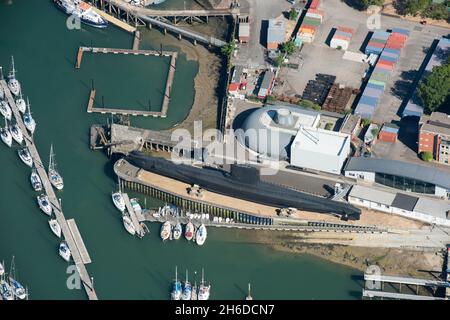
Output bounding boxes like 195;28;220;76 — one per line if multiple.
274;109;294;127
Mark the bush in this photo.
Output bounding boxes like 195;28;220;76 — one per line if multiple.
298;99;321;110
420;151;433;162
281;40;296;56
325;122;334;130
274;54;285;67
361;118;371;128
289;8;298;21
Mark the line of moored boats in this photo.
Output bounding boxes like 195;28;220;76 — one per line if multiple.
0;57;71;265
171;266;211;300
0;257;28;300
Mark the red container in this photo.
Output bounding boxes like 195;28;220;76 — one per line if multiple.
386;42;403;50
333;34;351;41
310;0;320;9
337;26;355;35
391;32;408;41
377;60;395;68
378;130;397;143
376;63;393;71
308;8;325;16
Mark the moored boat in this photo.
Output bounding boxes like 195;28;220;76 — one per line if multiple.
130;198;142;213
10;124;23;145
181;270;192;301
191;281;198;300
0;122;12;147
0;261;4;276
48;144;64;190
18;148;33;167
59;241;71;262
7;56;21;97
0;100;12;121
23;98;36;134
53;0;108;29
112;191;125;212
185;221;194;241
245;283;253;300
171;266;182;301
173;222;182;240
0;279;14;301
37;194;52;216
49;219;62;238
30;169;43;192
15;93;26;114
196;224;207;246
8;257;27;300
160;221;171;241
198;269;210;300
122;214;136;236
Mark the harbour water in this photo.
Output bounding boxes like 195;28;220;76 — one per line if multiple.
0;0;362;299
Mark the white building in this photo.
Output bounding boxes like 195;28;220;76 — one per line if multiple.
290;127;351;174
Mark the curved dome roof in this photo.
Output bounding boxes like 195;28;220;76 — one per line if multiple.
235;104;320;160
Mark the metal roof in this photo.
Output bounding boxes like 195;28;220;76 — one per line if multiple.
349;185;396;205
345;157;450;190
414;197;450;220
391;193;418;211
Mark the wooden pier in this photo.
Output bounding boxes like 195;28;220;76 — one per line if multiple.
90;5;137;33
132;31;140;50
79;46;177;118
122;193;145;237
0;80;98;300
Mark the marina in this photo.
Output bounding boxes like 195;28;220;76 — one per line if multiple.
0;79;97;300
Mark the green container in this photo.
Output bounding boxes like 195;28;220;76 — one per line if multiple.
371;72;390;83
302;17;321;27
368;79;386;88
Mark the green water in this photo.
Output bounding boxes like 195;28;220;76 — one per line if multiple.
0;0;362;300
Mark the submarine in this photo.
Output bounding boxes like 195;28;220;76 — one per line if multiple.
126;151;361;220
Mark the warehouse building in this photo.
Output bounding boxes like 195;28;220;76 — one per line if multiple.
267;18;286;50
348;185;450;227
344;157;450;199
235;104;351;174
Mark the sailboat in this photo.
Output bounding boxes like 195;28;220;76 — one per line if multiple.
0;119;12;147
0;261;4;276
198;268;211;300
0;275;13;301
196;224;207;246
30;169;43;191
23;97;36;134
9;256;27;300
59;241;71;262
0;85;4;100
181;270;192;301
18;148;33;167
15;93;26;114
172;221;182;240
122;213;136;236
0;100;12;121
7;56;21;97
185;221;194;241
49;217;62;238
191;281;198;300
37;194;52;216
245;283;253;300
160;221;171;241
48;144;64;190
171;266;182;300
10;123;23;145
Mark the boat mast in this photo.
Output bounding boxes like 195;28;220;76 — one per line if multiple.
49;143;54;172
186;269;188;284
175;265;178;283
26;97;31;114
201;268;204;286
9;256;16;282
10;56;16;79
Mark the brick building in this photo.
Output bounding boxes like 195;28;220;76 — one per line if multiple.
418;112;450;165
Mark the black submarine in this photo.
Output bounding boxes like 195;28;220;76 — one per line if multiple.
126;151;361;220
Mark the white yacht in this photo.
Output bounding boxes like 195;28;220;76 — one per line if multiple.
171;266;182;301
185;221;194;241
49;219;62;238
198;269;210;300
160;221;171;241
30;169;43;192
10;124;23;145
37;194;52;216
181;270;192;301
0;122;12;147
54;0;109;28
122;214;136;236
59;241;71;262
0;100;12;121
9;257;27;300
0;261;4;276
18;148;33;167
172;222;182;240
196;224;207;246
15;93;26;114
23;98;36;134
0;278;14;301
0;86;4;100
8;56;21;97
48;144;64;190
112;191;125;212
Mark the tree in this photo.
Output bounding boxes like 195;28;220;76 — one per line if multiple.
361;118;371;127
221;42;236;58
420;151;433;162
297;99;321;110
281;40;296;56
289;8;299;21
417;58;450;113
274;54;285;67
349;0;384;10
404;0;430;16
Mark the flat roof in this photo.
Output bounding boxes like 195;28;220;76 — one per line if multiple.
292;127;350;156
349;185;396;205
414;197;450;220
345;157;450;190
420;112;450;136
392;193;419;211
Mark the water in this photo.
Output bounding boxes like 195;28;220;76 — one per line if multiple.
0;0;362;299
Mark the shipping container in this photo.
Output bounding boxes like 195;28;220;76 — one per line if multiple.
363;87;383;98
367;41;385;48
375;63;393;71
366;82;385;91
303;17;321;27
377;59;395;67
370;37;388;45
371;72;390;83
383;47;401;56
368;79;386;88
354;103;375;119
378;130;397;143
334;30;353;39
333;34;351;41
372;31;391;40
359;95;379;106
337;26;355;36
330;38;349;50
365;46;383;55
379;54;398;63
310;0;320;9
392;27;410;37
305;12;323;21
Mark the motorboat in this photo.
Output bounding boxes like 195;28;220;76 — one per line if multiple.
18;148;33;167
59;241;71;262
160;221;171;241
185;221;194;241
49;219;62;238
112;191;125;212
15;93;26;113
172;222;182;240
53;0;108;28
122;214;136;236
196;224;207;246
37;194;52;216
30;169;43;192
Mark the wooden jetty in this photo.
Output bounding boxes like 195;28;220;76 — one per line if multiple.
132;31;140;50
80;46;177;118
0;80;98;300
122;193;145;237
90;5;137;33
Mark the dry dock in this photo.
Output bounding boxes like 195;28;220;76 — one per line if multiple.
0;80;97;300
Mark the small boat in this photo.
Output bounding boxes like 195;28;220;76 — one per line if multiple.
196;224;207;246
18;148;33;167
111;192;125;212
0;122;12;147
171;266;182;301
49;219;62;238
130;198;142;213
245;283;253;300
181;270;192;301
15;93;26;114
9;257;27;300
122;214;136;236
59;241;71;262
48;144;64;190
185;221;194;241
0;86;4;100
0;279;14;301
160;221;171;241
191;281;198;300
8;56;21;97
198;269;210;300
0;261;4;276
54;0;109;29
37;194;52;216
23;98;36;134
0;100;12;121
30;169;43;192
10;124;23;145
172;222;182;240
